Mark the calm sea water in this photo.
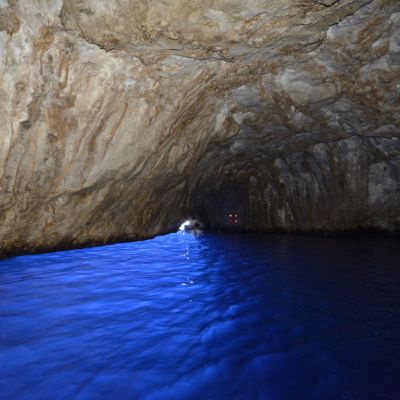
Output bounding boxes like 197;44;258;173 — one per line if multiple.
0;233;399;400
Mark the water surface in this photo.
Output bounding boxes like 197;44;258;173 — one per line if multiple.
1;233;400;399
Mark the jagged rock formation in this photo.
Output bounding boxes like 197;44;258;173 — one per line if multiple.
0;0;399;255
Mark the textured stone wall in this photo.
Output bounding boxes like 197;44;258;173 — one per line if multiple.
0;0;399;255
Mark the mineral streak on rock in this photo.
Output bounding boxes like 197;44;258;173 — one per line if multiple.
0;0;399;255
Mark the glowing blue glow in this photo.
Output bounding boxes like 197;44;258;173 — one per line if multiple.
0;233;399;399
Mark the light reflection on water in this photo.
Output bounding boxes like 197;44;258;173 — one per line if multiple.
0;233;400;399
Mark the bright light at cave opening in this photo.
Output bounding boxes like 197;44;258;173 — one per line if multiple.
179;220;191;231
179;218;203;233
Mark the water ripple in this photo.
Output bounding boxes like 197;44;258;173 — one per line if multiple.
1;233;400;399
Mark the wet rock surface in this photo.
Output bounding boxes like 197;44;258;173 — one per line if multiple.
0;0;399;255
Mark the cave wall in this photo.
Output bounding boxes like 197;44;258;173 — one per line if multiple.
0;0;399;255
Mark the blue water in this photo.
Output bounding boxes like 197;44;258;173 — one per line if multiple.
1;233;400;400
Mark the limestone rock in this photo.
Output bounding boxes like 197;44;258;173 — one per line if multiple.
0;0;399;255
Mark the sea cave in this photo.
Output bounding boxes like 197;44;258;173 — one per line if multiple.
0;1;399;399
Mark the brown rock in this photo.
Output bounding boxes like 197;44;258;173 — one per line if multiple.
0;0;399;256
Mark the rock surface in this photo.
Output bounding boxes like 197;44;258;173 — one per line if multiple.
0;0;399;255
